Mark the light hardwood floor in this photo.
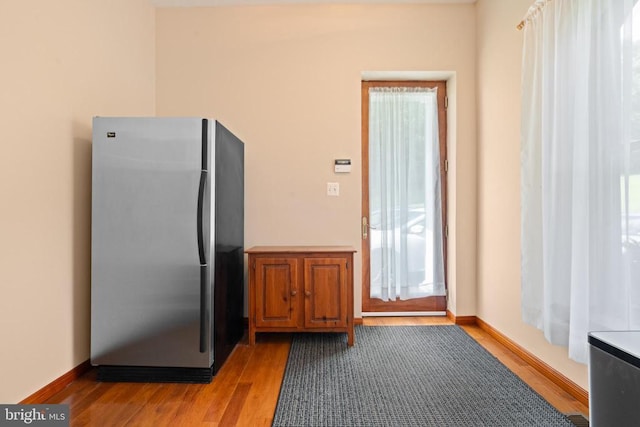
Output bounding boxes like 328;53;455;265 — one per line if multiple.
45;317;589;426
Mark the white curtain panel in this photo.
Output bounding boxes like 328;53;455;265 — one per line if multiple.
368;87;446;301
521;0;640;362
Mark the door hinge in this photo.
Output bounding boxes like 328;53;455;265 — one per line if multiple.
346;261;349;269
445;225;449;239
252;261;256;270
444;96;448;109
444;159;448;173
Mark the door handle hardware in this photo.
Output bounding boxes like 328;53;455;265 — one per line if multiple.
362;216;368;240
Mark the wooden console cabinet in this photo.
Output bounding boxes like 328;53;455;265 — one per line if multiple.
246;246;356;346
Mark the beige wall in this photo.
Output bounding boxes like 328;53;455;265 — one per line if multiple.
475;0;588;389
0;0;156;403
156;3;478;317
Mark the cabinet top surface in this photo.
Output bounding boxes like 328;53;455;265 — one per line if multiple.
246;245;357;254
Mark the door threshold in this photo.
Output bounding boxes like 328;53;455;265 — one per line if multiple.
362;311;447;317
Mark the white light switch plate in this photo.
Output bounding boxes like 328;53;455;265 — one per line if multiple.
327;182;339;196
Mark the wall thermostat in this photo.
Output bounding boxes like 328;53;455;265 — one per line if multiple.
334;159;351;173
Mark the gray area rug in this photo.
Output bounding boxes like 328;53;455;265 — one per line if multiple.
272;326;575;427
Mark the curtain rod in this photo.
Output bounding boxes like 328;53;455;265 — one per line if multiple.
517;0;552;31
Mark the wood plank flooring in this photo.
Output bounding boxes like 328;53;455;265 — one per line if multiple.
45;318;588;426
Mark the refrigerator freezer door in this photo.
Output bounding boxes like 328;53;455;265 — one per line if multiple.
91;117;212;368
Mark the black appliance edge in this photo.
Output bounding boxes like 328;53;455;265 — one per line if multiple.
589;334;640;370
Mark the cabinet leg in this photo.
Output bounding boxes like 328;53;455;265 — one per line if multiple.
249;327;256;346
347;327;354;346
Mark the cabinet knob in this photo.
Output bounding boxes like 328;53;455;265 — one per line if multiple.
291;290;297;296
305;291;311;297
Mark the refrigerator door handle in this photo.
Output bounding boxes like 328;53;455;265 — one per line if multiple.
197;171;207;353
199;266;207;353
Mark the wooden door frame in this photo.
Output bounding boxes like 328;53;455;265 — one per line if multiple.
361;80;448;312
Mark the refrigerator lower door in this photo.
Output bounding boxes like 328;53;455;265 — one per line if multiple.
91;118;213;380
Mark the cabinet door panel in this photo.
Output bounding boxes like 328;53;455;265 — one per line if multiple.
255;258;298;327
304;258;347;328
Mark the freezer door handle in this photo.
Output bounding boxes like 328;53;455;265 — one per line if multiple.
197;171;207;266
199;266;207;353
201;118;208;171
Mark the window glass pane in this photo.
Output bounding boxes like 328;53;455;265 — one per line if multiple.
368;88;440;300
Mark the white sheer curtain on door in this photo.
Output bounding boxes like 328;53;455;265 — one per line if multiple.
521;0;640;363
368;87;446;301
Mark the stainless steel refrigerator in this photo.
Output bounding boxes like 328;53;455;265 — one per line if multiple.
90;117;244;383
